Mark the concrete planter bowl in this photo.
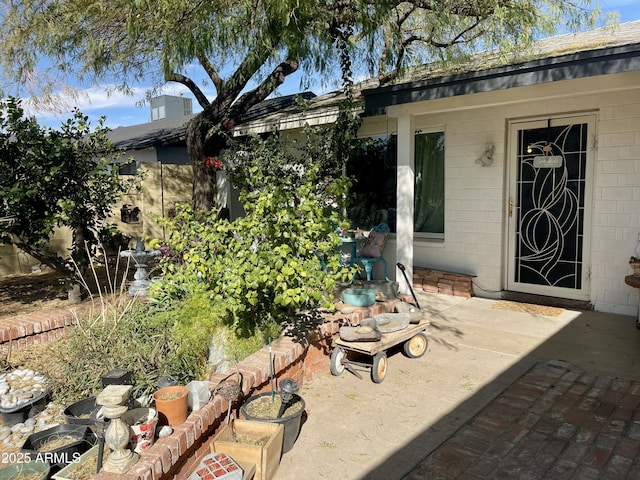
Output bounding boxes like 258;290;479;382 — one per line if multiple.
342;288;376;307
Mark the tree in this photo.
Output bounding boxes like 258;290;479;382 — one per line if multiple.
0;1;603;210
0;97;138;280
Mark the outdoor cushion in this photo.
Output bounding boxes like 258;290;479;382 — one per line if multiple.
359;230;388;258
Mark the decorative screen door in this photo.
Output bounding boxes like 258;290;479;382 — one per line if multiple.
506;115;594;300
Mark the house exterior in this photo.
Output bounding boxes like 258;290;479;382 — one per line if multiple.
240;21;640;316
105;109;196;243
0;93;314;275
4;22;640;319
0;97;197;274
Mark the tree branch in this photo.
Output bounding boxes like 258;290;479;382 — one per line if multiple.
212;57;299;141
196;52;224;93
166;72;211;109
220;44;273;102
378;11;485;85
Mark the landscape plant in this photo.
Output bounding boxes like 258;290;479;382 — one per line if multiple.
43;289;225;403
151;122;355;339
0;97;140;285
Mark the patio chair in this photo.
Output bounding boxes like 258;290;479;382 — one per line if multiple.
355;223;390;281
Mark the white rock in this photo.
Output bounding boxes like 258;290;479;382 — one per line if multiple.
10;423;25;433
158;425;173;437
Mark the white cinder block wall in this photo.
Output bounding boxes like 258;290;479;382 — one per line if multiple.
591;88;640;315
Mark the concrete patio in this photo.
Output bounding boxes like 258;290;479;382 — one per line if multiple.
274;291;640;479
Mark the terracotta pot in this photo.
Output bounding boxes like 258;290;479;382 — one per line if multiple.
152;385;188;427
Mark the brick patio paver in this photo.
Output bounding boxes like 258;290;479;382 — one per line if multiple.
404;360;640;479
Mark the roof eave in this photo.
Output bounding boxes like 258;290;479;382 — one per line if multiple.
362;43;640;117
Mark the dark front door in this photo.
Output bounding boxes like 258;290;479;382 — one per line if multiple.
507;115;594;300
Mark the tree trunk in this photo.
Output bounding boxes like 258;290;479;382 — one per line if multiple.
72;224;91;271
188;116;218;211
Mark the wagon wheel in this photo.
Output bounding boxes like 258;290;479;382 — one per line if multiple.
371;352;388;383
403;332;429;359
330;347;347;376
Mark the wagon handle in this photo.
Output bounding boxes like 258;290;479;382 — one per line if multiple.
396;263;421;309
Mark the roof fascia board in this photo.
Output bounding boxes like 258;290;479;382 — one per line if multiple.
363;43;640;116
386;69;640;117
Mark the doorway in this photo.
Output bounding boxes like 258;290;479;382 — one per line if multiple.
506;115;595;300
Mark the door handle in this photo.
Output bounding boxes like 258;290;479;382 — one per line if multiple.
509;197;513;217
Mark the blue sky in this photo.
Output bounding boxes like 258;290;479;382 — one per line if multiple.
26;1;640;130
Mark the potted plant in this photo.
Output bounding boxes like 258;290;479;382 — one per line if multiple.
51;444;111;480
152;385;189;427
63;397;97;426
239;379;305;454
21;424;96;469
121;407;158;453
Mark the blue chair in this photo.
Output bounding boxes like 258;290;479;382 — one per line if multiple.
355;223;390;281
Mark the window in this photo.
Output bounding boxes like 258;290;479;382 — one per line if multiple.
346;136;397;232
345;132;445;237
414;132;445;237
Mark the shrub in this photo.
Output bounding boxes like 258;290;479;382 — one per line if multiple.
47;291;223;403
152;129;354;337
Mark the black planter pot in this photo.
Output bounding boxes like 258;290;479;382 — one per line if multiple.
63;396;97;426
21;424;96;468
0;391;49;427
240;393;305;454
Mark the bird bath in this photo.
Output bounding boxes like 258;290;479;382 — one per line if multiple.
120;238;160;297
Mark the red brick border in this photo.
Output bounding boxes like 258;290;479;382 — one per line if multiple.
0;304;91;354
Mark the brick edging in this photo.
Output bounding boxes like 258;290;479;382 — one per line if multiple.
0;304;91;354
413;267;475;298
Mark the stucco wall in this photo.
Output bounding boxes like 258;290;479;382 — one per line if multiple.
114;161;193;243
0;159;193;276
0;227;73;276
